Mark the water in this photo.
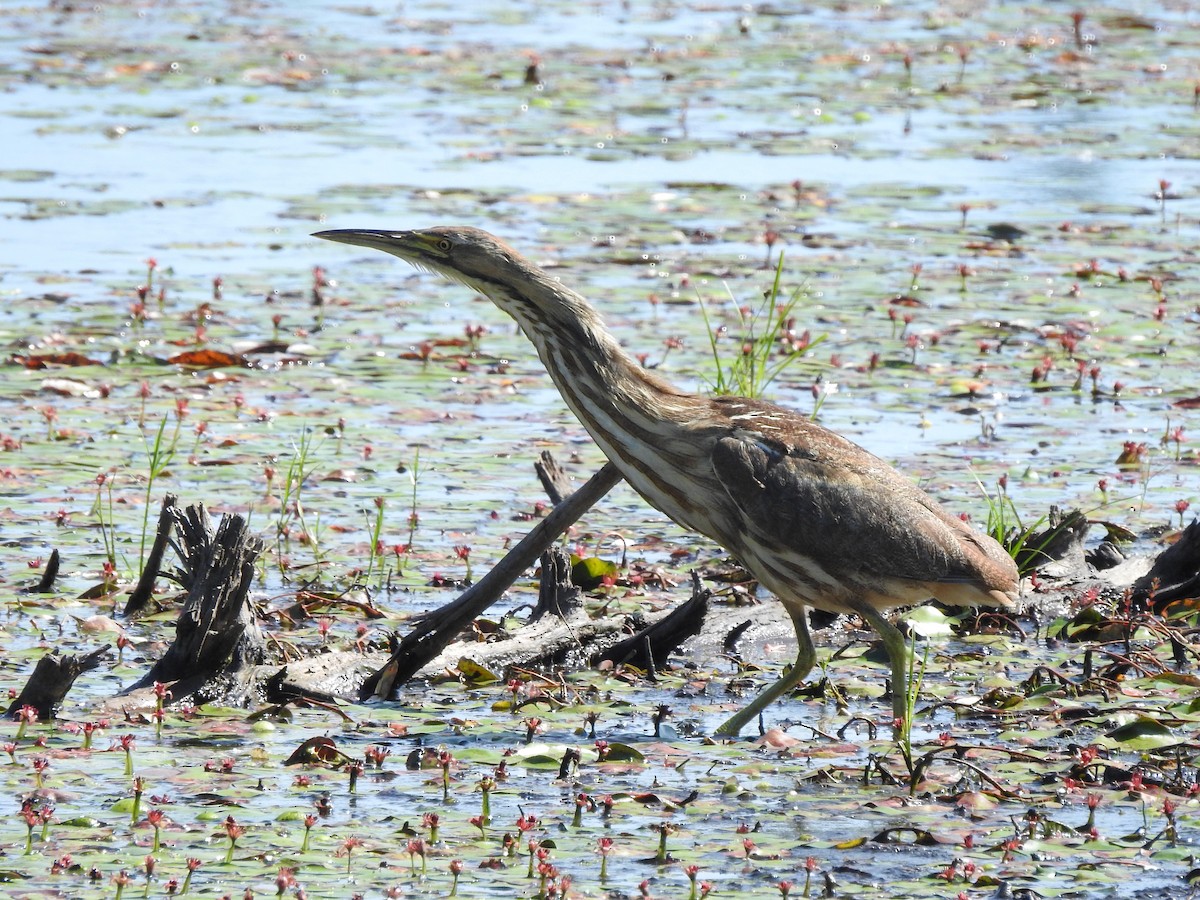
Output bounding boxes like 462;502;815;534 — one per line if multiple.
0;3;1198;896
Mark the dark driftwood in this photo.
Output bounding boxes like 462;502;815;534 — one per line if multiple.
599;573;710;670
7;647;111;719
21;549;60;594
371;551;710;687
124;492;180;616
530;546;583;621
534;450;573;506
274;548;631;701
420;605;637;677
1133;519;1200;610
359;461;623;700
125;503;265;705
1017;507;1091;577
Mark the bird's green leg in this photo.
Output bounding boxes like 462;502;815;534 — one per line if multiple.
715;604;816;737
846;601;911;729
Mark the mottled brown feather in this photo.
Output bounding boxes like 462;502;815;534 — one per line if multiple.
708;396;1018;612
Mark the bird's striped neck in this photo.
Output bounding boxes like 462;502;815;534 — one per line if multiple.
485;279;716;533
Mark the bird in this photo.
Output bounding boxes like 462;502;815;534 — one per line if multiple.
314;226;1021;736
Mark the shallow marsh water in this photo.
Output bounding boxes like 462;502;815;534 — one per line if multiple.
0;1;1199;897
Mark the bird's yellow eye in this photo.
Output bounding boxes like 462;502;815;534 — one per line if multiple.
436;239;452;252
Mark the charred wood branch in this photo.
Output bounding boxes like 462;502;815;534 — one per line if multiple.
722;619;754;655
1132;519;1200;611
423;607;620;677
125;503;265;706
263;667;344;709
124;493;180;617
598;573;710;670
410;565;710;685
535;450;574;505
7;647;111;719
1086;540;1125;571
530;545;583;621
1016;507;1090;577
360;462;623;701
21;549;60;594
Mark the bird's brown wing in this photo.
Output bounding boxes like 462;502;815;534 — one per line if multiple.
709;426;1012;594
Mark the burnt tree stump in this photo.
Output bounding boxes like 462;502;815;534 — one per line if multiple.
1018;507;1091;577
124;503;265;706
530;545;583;621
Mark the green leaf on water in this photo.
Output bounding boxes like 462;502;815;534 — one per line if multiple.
457;657;501;685
1103;716;1178;750
570;555;617;590
900;605;957;637
602;742;645;763
60;816;105;828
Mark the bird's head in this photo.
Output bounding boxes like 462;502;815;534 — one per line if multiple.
314;225;601;339
313;226;528;296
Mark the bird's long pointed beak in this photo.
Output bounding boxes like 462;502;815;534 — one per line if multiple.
314;227;471;287
313;229;406;252
313;229;456;271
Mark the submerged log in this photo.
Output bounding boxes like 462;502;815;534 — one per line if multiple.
20;549;60;594
302;546;714;703
276;546;645;703
7;647;111;720
420;599;626;677
420;545;676;677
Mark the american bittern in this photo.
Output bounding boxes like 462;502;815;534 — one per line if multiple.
315;226;1020;736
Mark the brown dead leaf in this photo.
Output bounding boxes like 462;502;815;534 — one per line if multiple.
12;352;104;368
166;349;248;369
72;614;125;634
755;727;802;749
954;790;998;811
